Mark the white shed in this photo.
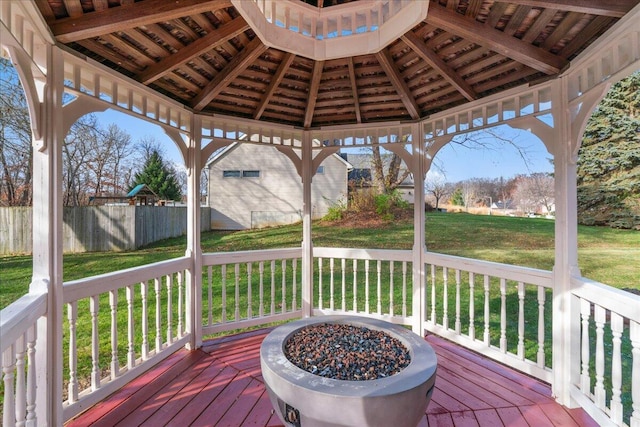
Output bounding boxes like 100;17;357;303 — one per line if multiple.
206;143;351;230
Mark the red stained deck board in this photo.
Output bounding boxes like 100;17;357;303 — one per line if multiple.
65;328;599;427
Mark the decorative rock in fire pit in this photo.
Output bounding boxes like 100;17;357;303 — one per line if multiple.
260;315;437;427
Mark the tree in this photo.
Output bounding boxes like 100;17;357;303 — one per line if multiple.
425;171;450;210
578;71;640;228
370;145;412;194
512;173;554;215
130;150;182;201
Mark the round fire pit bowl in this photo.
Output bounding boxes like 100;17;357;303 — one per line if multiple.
260;315;437;427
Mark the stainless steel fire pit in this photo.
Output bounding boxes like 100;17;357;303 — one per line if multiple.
260;315;437;427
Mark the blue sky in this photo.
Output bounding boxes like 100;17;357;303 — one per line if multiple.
97;109;553;183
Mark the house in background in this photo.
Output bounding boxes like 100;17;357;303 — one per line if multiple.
206;143;352;230
342;152;416;203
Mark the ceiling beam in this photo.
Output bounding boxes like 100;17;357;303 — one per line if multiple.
426;4;569;75
304;61;325;128
347;58;362;124
401;31;477;102
137;17;249;85
497;0;636;18
375;49;420;120
51;0;233;43
191;37;267;111
254;53;295;120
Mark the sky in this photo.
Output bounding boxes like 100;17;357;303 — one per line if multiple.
96;109;553;183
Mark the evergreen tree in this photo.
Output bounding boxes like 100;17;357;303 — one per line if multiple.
130;150;182;201
577;72;640;229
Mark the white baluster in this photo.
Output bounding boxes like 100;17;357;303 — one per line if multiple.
126;285;135;369
15;335;25;426
483;275;490;346
365;259;370;313
537;286;546;367
3;345;16;427
270;260;276;315
389;261;395;317
341;258;346;311
90;295;100;390
259;261;265;317
329;258;335;311
430;264;436;322
377;260;382;315
318;257;323;310
610;312;623;424
630;320;639;427
25;326;36;427
500;278;506;353
235;264;240;321
292;259;298;312
109;290;119;379
443;267;449;329
402;261;407;318
353;259;358;312
166;275;173;344
141;281;149;360
580;298;591;393
517;282;525;360
281;260;287;313
469;272;475;340
247;263;253;318
154;277;162;353
67;301;78;402
207;266;213;325
594;305;606;409
455;270;461;334
177;271;184;335
221;265;227;322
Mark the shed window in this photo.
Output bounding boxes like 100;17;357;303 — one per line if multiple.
223;170;241;178
316;166;325;174
242;170;260;178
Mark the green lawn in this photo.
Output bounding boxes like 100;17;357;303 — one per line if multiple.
2;212;638;309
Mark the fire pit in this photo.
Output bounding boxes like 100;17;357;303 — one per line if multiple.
260;315;437;427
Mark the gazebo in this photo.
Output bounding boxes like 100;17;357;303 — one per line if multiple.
1;1;639;426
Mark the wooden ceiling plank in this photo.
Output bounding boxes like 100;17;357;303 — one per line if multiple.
522;8;557;43
52;0;233;43
191;37;267;111
62;0;83;18
466;0;484;17
348;58;362;123
137;17;248;84
93;0;109;12
375;48;420;120
558;15;612;59
503;6;532;36
254;52;295;119
426;4;569;75
304;60;325;128
486;2;509;28
496;0;636;18
402;32;477;101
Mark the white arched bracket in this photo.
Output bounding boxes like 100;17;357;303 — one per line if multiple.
61;95;109;137
275;146;302;178
6;45;46;144
312;146;341;177
200;137;234;170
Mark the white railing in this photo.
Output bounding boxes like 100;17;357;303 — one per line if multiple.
1;292;46;427
202;248;303;335
423;251;554;382
312;247;413;325
571;276;640;427
61;256;192;421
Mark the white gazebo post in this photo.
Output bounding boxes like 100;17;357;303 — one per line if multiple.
550;76;581;407
301;130;314;318
411;123;426;334
29;44;65;426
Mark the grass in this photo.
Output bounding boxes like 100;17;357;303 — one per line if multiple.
2;212;638;309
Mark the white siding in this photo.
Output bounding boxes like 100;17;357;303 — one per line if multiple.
208;144;348;230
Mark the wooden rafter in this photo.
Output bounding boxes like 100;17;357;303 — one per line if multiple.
136;17;249;85
502;0;636;18
191;37;267;111
426;4;569;75
51;0;233;43
254;53;296;119
347;58;362;123
401;31;477;102
375;49;420;120
304;60;325;128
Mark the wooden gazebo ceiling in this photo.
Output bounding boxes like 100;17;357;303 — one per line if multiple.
36;0;639;128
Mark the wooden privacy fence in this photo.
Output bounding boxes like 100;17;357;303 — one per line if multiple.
0;206;211;254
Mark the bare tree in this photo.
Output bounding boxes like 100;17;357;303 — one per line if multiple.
512;173;555;214
370;144;411;194
425;171;450;210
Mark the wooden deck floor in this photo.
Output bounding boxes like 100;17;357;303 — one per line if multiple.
66;328;598;427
